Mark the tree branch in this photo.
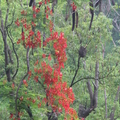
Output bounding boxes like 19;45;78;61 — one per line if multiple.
108;0;120;16
70;55;80;87
87;80;93;107
93;61;99;108
0;9;11;82
15;47;30;117
71;76;95;86
110;85;120;120
7;29;19;80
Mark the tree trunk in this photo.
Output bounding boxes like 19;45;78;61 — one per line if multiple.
3;31;11;82
78;61;99;118
0;9;11;82
110;85;120;120
99;0;102;13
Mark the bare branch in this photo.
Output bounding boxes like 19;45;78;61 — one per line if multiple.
70;55;81;87
92;81;97;89
8;45;14;64
113;17;120;32
0;9;11;82
15;47;30;118
4;6;19;80
108;0;120;16
99;63;118;80
93;61;99;108
104;87;107;119
6;7;15;29
7;29;19;80
5;8;9;27
71;76;95;86
87;80;93;107
19;0;23;7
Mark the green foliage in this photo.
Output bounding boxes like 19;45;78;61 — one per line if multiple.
0;0;120;120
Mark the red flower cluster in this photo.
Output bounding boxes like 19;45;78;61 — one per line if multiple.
23;79;28;87
32;41;76;118
44;0;50;4
44;32;67;70
9;113;21;120
31;30;77;118
45;5;52;19
17;20;41;48
9;113;13;118
49;83;75;112
12;83;15;89
21;10;27;15
49;20;53;33
64;107;78;120
39;2;42;6
34;61;75;117
26;30;41;48
21;32;25;41
38;102;41;108
16;7;41;48
32;5;40;18
15;1;78;119
15;19;20;26
71;2;77;11
28;71;32;80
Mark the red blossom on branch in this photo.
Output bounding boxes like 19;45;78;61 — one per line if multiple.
71;2;77;11
9;113;13;118
39;2;42;6
15;1;78;119
15;18;20;26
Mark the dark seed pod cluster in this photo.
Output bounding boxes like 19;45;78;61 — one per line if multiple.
79;46;86;58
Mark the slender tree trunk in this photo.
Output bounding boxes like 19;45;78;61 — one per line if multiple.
104;85;107;119
104;88;107;119
0;9;11;82
110;85;120;120
93;61;99;108
87;80;93;107
78;61;99;118
107;0;110;13
3;31;11;82
102;44;108;119
99;0;102;13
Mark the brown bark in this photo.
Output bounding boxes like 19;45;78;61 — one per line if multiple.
8;45;13;64
87;80;93;107
111;0;115;5
52;0;58;13
78;61;99;118
102;44;108;119
99;0;102;13
107;0;110;13
93;61;99;108
110;85;120;120
104;88;107;119
0;8;11;82
15;47;30;118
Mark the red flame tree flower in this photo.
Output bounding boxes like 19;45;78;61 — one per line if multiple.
14;1;78;119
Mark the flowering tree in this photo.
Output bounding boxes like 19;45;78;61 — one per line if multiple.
1;0;120;120
0;0;79;120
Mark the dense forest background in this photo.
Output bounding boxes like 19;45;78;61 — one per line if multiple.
0;0;120;120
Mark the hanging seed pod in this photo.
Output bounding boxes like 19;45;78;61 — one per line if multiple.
72;10;75;31
29;0;33;7
79;46;86;58
76;11;78;28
